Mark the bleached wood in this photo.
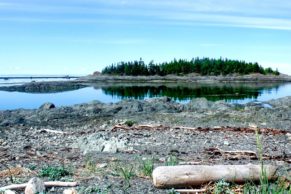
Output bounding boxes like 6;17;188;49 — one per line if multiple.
0;181;78;191
152;164;277;188
39;129;69;134
44;182;78;187
0;184;27;191
175;188;206;193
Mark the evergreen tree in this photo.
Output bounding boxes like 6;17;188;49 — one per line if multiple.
101;58;280;76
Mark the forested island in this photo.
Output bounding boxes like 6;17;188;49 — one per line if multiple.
101;58;280;76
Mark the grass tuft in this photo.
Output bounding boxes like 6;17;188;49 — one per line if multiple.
165;155;179;166
140;158;154;177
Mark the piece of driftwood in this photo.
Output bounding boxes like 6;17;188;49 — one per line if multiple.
112;124;169;131
0;183;28;191
205;147;258;160
0;181;78;191
205;148;291;162
44;182;78;187
39;129;69;134
152;164;277;188
175;188;206;193
111;124;287;135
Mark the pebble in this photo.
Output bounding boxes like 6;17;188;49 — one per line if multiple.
97;163;108;168
0;140;7;146
223;141;230;146
3;190;16;194
159;157;166;162
63;188;78;194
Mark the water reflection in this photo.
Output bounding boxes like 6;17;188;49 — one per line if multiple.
0;81;289;110
99;83;281;101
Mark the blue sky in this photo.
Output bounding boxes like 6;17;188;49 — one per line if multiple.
0;0;291;75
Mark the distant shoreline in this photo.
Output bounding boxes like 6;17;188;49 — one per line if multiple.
81;74;291;83
0;75;80;80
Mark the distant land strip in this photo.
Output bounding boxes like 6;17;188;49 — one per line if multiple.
0;76;80;80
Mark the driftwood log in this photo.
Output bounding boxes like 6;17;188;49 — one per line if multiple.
153;164;277;188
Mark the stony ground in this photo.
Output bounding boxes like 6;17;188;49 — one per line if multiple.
0;97;290;193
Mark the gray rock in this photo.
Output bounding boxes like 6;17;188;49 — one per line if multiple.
39;103;55;110
103;142;118;153
187;98;212;111
24;177;45;194
74;135;130;154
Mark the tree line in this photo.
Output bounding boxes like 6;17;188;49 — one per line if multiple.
101;58;280;76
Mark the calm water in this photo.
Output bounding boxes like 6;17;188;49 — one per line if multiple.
0;79;290;110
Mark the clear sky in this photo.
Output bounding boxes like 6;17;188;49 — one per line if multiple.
0;0;291;75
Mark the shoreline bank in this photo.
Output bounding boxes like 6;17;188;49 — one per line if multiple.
82;74;291;83
0;97;290;192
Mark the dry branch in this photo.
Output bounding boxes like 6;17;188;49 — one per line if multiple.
111;124;169;131
45;181;78;187
205;147;258;160
0;183;27;191
39;129;70;135
111;124;287;135
153;164;277;189
205;147;291;162
175;188;207;193
0;181;78;191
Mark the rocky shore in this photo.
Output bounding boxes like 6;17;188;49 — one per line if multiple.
0;97;290;193
82;74;291;83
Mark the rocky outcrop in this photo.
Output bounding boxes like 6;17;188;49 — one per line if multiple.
0;97;290;130
0;81;86;93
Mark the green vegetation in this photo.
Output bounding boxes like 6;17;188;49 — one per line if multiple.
85;157;97;173
214;180;234;194
114;163;135;190
117;165;135;182
140;158;154;177
167;188;179;194
124;120;136;127
39;165;73;180
165;155;179;166
101;58;280;76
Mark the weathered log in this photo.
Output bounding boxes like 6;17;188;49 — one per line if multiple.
152;164;277;188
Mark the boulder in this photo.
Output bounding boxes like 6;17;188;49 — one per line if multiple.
39;103;55;110
187;98;212;111
24;177;45;194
